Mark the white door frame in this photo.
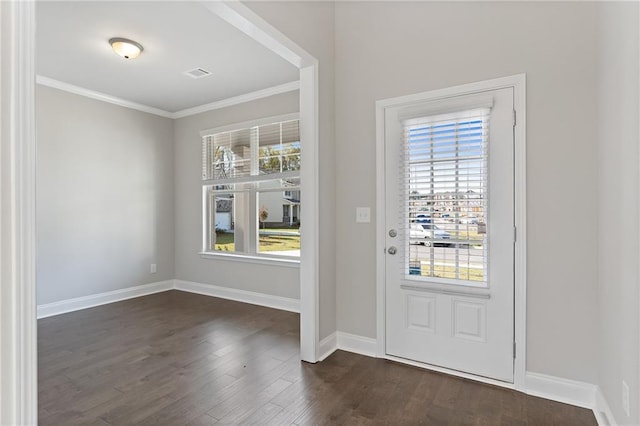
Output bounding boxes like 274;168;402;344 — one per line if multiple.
201;0;321;365
375;74;527;390
2;1;321;423
1;1;38;424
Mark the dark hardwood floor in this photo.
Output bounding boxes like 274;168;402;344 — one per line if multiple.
38;290;596;425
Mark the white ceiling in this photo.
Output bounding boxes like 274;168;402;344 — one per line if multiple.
36;1;299;113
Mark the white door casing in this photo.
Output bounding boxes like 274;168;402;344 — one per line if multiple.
378;79;524;384
1;1;38;424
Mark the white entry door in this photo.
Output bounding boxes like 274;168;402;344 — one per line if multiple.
384;87;515;382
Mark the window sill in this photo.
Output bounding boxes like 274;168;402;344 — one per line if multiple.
198;252;300;268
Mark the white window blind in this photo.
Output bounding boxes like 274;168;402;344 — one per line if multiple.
403;108;489;284
202;120;300;184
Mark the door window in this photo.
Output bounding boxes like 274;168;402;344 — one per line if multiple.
404;109;489;286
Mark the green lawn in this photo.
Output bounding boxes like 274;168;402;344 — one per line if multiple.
445;229;484;242
214;232;235;251
412;262;484;282
258;232;300;252
214;229;300;253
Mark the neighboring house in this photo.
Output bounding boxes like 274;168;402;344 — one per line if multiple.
282;189;300;225
410;190;484;218
214;198;233;231
217;185;300;230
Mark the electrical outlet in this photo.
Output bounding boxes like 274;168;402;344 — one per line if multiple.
356;207;371;223
150;263;157;274
622;380;630;417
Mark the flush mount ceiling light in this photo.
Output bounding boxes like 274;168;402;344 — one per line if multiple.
109;37;143;60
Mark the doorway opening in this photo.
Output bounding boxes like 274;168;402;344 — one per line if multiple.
3;2;321;423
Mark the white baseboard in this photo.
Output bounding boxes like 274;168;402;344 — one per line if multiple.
336;331;377;357
524;372;618;425
594;387;617;426
318;332;337;361
524;371;596;410
37;280;174;319
173;279;300;313
37;279;300;319
325;331;612;425
317;331;376;361
36;286;614;425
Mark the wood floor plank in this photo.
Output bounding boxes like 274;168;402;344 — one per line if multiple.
184;413;219;426
38;291;597;425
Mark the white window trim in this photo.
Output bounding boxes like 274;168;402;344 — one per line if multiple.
199;251;300;268
200;112;300;138
200;113;302;261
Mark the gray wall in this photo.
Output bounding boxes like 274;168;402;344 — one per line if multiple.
173;91;301;299
243;1;605;383
34;5;640;414
596;2;639;424
36;85;175;305
244;1;337;339
332;2;600;383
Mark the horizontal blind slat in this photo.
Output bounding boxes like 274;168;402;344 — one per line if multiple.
203;119;300;183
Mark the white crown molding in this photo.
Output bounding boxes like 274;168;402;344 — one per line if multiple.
35;75;175;118
37;281;174;319
174;279;300;313
172;80;300;119
36;75;300;120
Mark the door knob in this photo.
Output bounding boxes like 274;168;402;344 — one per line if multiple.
387;246;397;255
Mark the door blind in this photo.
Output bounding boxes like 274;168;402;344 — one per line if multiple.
402;108;490;285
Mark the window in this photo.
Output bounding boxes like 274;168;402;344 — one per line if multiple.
404;108;489;284
202;116;300;259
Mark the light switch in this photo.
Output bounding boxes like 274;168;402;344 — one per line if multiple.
356;207;371;223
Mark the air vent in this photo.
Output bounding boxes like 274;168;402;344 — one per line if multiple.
183;67;212;79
